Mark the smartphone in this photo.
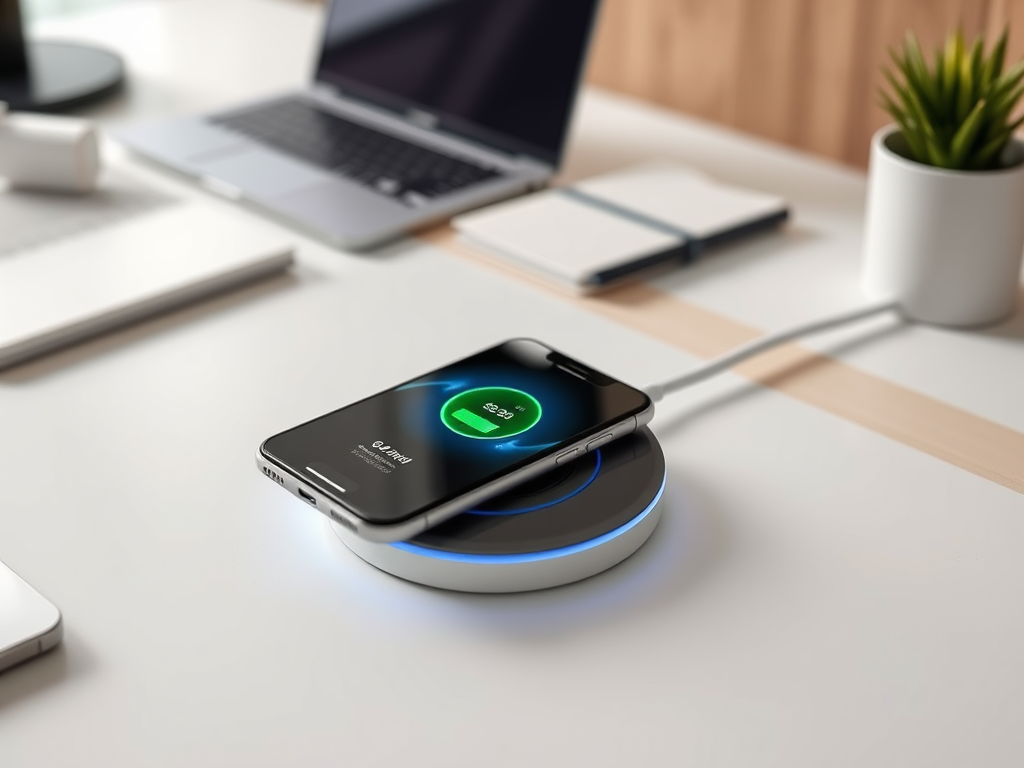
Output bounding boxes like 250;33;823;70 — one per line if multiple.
257;339;653;542
0;559;63;674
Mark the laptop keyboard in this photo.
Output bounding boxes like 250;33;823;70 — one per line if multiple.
210;99;504;207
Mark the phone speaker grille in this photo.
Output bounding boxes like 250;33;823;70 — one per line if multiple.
262;465;285;486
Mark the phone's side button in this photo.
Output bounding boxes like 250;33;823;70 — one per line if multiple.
586;433;614;452
329;508;357;533
555;448;581;465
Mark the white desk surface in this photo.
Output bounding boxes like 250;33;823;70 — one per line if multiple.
3;1;1023;765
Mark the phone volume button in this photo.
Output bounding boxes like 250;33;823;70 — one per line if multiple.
586;433;614;452
555;447;581;465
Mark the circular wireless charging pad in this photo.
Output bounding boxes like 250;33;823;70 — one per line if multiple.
331;428;666;593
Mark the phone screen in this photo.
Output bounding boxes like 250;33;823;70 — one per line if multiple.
262;340;650;525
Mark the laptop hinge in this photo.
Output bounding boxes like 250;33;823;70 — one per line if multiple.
513;154;551;174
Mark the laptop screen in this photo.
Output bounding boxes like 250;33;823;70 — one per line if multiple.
315;0;600;165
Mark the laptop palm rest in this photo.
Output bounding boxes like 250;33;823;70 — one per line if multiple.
117;118;246;167
120;118;332;200
191;145;329;199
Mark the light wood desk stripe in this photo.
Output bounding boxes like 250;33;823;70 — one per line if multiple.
421;226;1024;496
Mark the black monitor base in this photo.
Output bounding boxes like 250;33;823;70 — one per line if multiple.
0;41;123;112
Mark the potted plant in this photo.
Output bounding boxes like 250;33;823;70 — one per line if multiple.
862;28;1024;326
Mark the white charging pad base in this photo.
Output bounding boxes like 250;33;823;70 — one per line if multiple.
329;428;666;593
331;492;663;593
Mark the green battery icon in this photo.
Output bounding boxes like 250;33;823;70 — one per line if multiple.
440;386;542;439
452;408;499;434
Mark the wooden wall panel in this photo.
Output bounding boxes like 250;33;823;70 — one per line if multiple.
586;0;1024;167
732;0;807;146
796;0;862;162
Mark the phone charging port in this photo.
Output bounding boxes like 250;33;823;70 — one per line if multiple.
298;488;317;507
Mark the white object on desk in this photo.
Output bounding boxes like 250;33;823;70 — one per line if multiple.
575;163;786;238
862;126;1024;327
453;163;788;290
457;190;683;288
0;108;101;193
0;173;294;370
0;558;62;674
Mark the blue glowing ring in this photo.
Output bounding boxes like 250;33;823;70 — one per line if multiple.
390;470;666;564
467;450;602;517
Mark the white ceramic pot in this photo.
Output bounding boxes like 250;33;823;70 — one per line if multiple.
862;125;1024;327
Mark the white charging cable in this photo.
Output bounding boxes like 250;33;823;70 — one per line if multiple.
645;299;902;402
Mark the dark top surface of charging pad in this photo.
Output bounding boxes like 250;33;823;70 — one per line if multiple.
409;427;664;556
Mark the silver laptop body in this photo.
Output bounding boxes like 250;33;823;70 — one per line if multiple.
116;0;601;250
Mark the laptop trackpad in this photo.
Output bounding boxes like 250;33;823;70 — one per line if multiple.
193;146;329;199
272;179;409;246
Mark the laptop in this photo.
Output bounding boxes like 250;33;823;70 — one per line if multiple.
0;167;293;371
114;0;601;250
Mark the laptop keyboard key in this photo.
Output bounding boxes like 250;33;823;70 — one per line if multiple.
209;99;504;206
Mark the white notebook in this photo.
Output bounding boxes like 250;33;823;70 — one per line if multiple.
0;172;293;371
453;163;788;291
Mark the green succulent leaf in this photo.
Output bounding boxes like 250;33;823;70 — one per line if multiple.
879;91;907;123
981;28;1008;89
961;37;984;119
990;59;1024;102
903;33;941;112
972;130;1011;169
943;29;963;119
988;79;1024;128
880;92;929;161
950;99;987;167
878;26;1024;170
